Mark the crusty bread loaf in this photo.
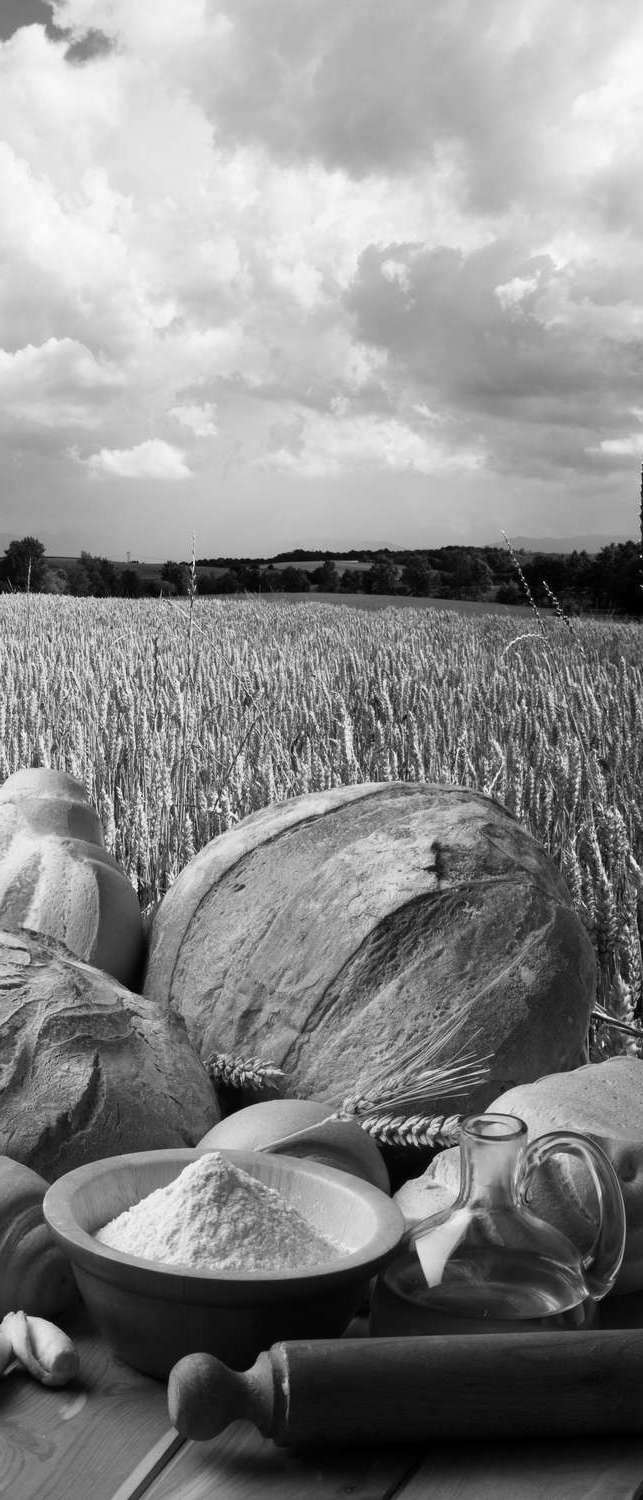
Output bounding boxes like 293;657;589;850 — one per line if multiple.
396;1060;643;1294
0;768;144;986
144;783;595;1116
0;928;220;1180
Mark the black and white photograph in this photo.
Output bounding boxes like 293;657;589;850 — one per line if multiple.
0;3;641;1497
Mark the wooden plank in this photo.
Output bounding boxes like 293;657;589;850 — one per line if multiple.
109;1431;185;1500
0;1310;172;1500
402;1436;643;1500
145;1422;424;1500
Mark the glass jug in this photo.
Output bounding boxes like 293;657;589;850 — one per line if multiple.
371;1113;627;1336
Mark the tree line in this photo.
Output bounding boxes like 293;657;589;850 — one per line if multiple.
0;535;640;616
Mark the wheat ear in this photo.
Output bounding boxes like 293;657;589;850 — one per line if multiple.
205;1052;286;1093
340;1006;492;1117
207;1004;490;1154
355;1113;464;1149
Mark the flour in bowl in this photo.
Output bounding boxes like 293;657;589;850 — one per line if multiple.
95;1152;343;1272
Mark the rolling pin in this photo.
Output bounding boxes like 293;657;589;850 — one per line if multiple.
169;1329;643;1448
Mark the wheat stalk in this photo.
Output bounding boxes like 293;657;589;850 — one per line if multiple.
356;1112;464;1149
338;1009;491;1116
205;1052;286;1092
205;1007;491;1151
591;1002;643;1040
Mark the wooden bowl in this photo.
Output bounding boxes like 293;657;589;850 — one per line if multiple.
43;1148;404;1379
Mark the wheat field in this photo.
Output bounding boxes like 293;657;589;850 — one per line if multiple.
0;593;641;1050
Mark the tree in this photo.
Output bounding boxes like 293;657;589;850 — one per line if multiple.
588;542;641;615
194;570;218;595
236;563;263;592
495;581;523;606
401;553;437;596
339;567;364;592
41;567;68;595
310;559;339;592
566;550;594;607
61;552;122;597
63;561;91;596
450;551;494;598
481;546;515;581
120;568;141;598
261;566;279;592
365;557;399;594
522;553;570;606
212;568;241;594
161;560;189;596
2;536;46;591
280;565;311;591
80;551;119;596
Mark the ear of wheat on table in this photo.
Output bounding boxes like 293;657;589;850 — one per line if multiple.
206;1006;492;1152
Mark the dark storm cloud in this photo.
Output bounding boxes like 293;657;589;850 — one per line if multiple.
343;237;643;477
0;1;111;61
64;28;112;63
0;1;57;42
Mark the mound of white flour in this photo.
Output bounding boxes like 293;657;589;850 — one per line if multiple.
96;1151;342;1272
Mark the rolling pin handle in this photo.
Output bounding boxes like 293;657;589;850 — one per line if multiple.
168;1350;275;1441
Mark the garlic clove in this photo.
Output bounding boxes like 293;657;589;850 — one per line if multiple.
1;1311;79;1387
0;1326;12;1374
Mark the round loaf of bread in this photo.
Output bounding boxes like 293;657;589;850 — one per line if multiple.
144;783;595;1117
196;1098;390;1193
0;927;220;1181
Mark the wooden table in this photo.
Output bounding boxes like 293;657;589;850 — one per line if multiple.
3;1304;643;1500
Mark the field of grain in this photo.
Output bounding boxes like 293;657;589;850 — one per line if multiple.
0;593;641;1048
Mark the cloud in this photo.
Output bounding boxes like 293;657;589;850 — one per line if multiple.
590;428;643;461
345;237;643;479
48;0;642;222
169;402;218;438
79;438;191;478
260;407;484;479
1;1;643;547
494;274;542;313
0;18;443;448
0;337;122;428
598;437;643;456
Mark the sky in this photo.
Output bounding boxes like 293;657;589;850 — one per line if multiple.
1;1;642;560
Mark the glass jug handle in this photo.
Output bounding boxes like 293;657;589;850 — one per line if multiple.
521;1130;626;1300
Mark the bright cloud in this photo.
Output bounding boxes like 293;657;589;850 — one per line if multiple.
591;435;643;459
0;337;122;428
261;409;484;479
494;275;541;313
169;403;218;438
79;438;191;478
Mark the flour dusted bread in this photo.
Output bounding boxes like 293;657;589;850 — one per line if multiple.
0;928;219;1179
397;1060;643;1294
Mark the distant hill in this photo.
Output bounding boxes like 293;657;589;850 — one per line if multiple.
0;532;637;564
510;534;635;553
